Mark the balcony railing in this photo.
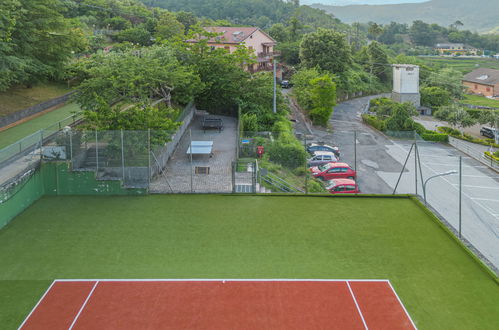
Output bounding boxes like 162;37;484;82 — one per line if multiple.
257;51;281;59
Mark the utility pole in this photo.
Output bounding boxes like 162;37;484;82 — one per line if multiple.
273;56;277;113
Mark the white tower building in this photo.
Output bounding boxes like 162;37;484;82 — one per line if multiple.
392;64;420;107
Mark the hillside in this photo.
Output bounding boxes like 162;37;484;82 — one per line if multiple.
313;0;499;32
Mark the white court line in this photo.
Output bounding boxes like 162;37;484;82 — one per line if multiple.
387;281;418;330
54;279;391;282
68;281;99;330
17;281;57;330
346;281;369;330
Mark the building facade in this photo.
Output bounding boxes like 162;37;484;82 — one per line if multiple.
190;27;279;74
435;43;480;56
392;64;421;107
462;68;499;99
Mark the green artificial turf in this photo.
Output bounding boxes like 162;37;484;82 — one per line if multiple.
0;195;497;329
0;103;80;149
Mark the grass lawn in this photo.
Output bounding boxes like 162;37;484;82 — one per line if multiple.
0;103;80;149
462;94;499;108
418;56;499;74
0;195;497;329
0;83;72;117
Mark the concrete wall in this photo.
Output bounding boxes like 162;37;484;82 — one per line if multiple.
392;92;421;107
150;103;196;178
0;91;75;129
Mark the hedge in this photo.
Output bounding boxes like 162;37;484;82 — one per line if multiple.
437;126;499;148
361;114;385;131
484;151;499;162
421;132;449;142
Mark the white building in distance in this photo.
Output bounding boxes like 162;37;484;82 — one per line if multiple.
392;64;420;107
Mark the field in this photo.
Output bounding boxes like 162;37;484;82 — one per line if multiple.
462;94;499;108
0;83;72;117
0;195;497;329
418;56;499;74
0;103;80;149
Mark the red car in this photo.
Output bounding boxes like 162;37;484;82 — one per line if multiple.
326;179;360;194
310;162;356;181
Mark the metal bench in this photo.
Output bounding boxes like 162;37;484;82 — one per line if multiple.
202;117;223;133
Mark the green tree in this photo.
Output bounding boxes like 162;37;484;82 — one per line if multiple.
366;41;390;83
434;104;476;129
424;68;464;99
0;0;87;90
308;74;337;126
385;103;418;131
154;11;185;41
300;28;352;74
268;23;289;43
367;22;383;41
115;27;153;46
421;87;451;108
409;20;437;47
175;11;198;33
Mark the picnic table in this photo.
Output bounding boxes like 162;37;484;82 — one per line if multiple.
187;141;214;156
202;117;223;133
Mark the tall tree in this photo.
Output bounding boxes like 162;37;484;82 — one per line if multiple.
299;28;352;74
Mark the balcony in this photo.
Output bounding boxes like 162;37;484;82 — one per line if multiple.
257;51;281;61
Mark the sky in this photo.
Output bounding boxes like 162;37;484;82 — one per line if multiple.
301;0;429;5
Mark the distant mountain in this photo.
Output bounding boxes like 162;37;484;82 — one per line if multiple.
312;0;499;32
302;0;427;5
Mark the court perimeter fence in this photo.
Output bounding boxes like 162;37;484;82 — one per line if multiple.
0;126;498;274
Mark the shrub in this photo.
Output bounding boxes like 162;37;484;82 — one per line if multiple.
484;152;499;162
421;132;449;142
307;179;326;193
437;126;461;136
362;114;386;131
268;140;308;169
241;113;258;133
413;122;427;135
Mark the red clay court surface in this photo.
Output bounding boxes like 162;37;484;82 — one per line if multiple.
19;279;416;330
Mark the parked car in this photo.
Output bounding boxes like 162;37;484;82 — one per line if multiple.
307;152;338;167
480;126;497;139
281;80;292;88
325;179;360;194
310;162;356;181
307;143;340;158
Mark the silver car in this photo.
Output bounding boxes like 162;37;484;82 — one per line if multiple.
307;151;338;167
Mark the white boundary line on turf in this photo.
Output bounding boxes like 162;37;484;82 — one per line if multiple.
346;281;368;330
387;281;418;330
17;281;57;330
53;278;391;282
68;281;99;330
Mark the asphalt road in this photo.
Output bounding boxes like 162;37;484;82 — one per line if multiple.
290;93;499;271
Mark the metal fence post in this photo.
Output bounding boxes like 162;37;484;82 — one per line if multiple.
121;130;125;182
304;136;308;194
459;156;462;238
148;129;151;189
414;140;418;195
189;129;193;193
95;130;99;174
354;130;357;173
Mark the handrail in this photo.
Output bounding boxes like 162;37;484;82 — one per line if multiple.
260;169;304;193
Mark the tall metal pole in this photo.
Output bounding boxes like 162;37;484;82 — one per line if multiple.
189;129;193;193
273;57;277;114
148;129;151;189
354;131;357;173
459;156;462;238
414;140;418;195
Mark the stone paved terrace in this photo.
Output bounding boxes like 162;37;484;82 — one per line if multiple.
150;115;237;193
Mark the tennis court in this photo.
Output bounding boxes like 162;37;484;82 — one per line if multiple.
20;279;415;330
1;195;498;329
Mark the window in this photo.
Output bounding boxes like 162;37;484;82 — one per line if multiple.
340;168;348;172
328;168;341;173
486;87;491;92
334;186;344;192
345;186;356;191
474;84;478;89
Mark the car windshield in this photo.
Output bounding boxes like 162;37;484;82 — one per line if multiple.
318;163;333;171
325;180;338;190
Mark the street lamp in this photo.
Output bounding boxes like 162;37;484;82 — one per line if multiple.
423;170;458;205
